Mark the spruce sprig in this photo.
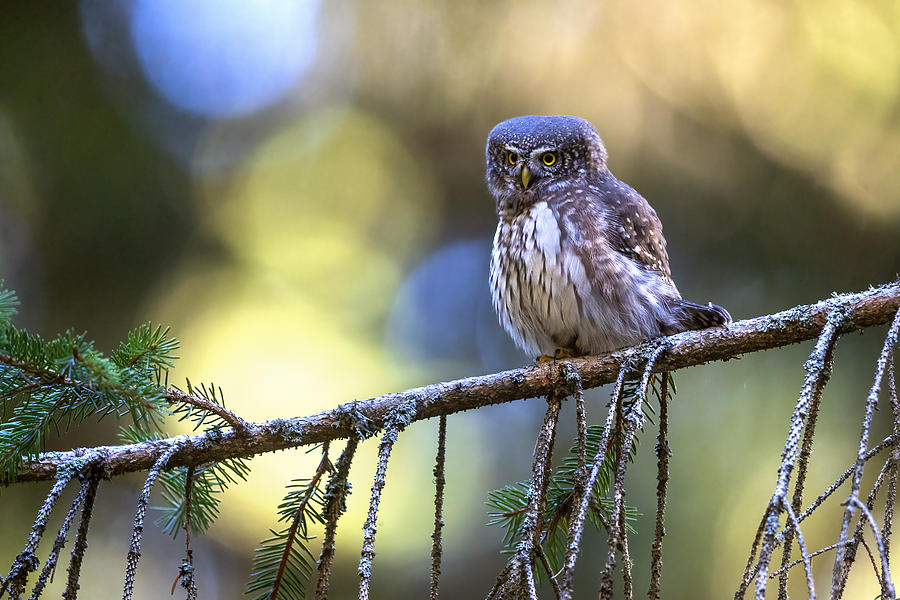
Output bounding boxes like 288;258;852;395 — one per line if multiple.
0;282;178;480
245;459;332;600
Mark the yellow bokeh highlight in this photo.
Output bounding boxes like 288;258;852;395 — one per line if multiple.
143;106;499;556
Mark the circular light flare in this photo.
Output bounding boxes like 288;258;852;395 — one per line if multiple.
130;0;320;119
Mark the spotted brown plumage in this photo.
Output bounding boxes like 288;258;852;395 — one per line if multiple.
486;115;730;359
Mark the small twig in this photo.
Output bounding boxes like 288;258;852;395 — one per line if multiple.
648;373;670;600
831;308;900;597
170;465;197;599
62;476;100;600
849;496;896;597
430;415;447;600
833;457;894;599
782;500;815;599
562;362;587;486
122;442;181;600
359;426;403;600
796;436;893;524
2;466;76;599
735;507;771;599
883;351;899;599
771;542;843;579
165;388;249;434
535;543;562;600
859;536;883;586
315;436;359;600
619;500;634;600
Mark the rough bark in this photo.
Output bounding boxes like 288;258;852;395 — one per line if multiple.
4;282;898;485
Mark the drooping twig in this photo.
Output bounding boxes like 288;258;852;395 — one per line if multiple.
600;345;666;600
648;373;670;600
749;310;843;599
831;308;900;597
831;456;894;599
771;542;842;579
535;543;562;600
559;366;629;600
122;442;181;600
2;466;76;599
27;478;92;600
10;284;900;486
778;305;837;600
883;353;899;599
359;413;409;600
170;465;197;600
848;496;895;597
62;476;100;600
735;506;773;600
315;436;359;600
796;436;893;524
782;500;815;599
561;362;587;487
486;394;563;600
729;434;894;587
430;415;447;600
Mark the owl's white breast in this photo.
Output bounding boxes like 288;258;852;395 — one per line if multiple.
490;201;591;356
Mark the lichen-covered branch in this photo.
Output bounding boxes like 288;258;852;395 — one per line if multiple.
5;282;899;486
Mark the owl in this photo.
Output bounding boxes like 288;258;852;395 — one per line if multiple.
486;115;730;360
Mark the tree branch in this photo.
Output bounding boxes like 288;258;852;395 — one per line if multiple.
5;282;899;485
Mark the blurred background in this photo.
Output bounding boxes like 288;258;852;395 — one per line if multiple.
1;0;899;598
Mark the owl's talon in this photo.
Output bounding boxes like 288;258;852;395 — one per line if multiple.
536;355;555;363
554;348;576;360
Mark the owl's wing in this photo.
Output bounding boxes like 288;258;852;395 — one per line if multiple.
593;177;673;282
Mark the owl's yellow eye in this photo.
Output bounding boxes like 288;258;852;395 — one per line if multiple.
507;151;518;165
542;152;557;166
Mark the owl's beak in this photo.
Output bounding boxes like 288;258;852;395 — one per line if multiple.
520;164;532;189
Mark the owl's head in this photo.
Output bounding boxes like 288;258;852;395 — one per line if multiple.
485;115;608;215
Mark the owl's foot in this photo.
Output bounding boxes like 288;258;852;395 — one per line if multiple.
554;347;577;360
536;348;578;363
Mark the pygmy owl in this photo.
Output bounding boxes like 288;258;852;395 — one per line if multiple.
486;115;730;360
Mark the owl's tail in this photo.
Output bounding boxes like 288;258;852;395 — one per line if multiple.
664;300;732;334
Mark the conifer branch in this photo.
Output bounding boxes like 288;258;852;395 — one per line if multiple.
7;283;898;487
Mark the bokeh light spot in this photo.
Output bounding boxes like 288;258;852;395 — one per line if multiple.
130;0;319;118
